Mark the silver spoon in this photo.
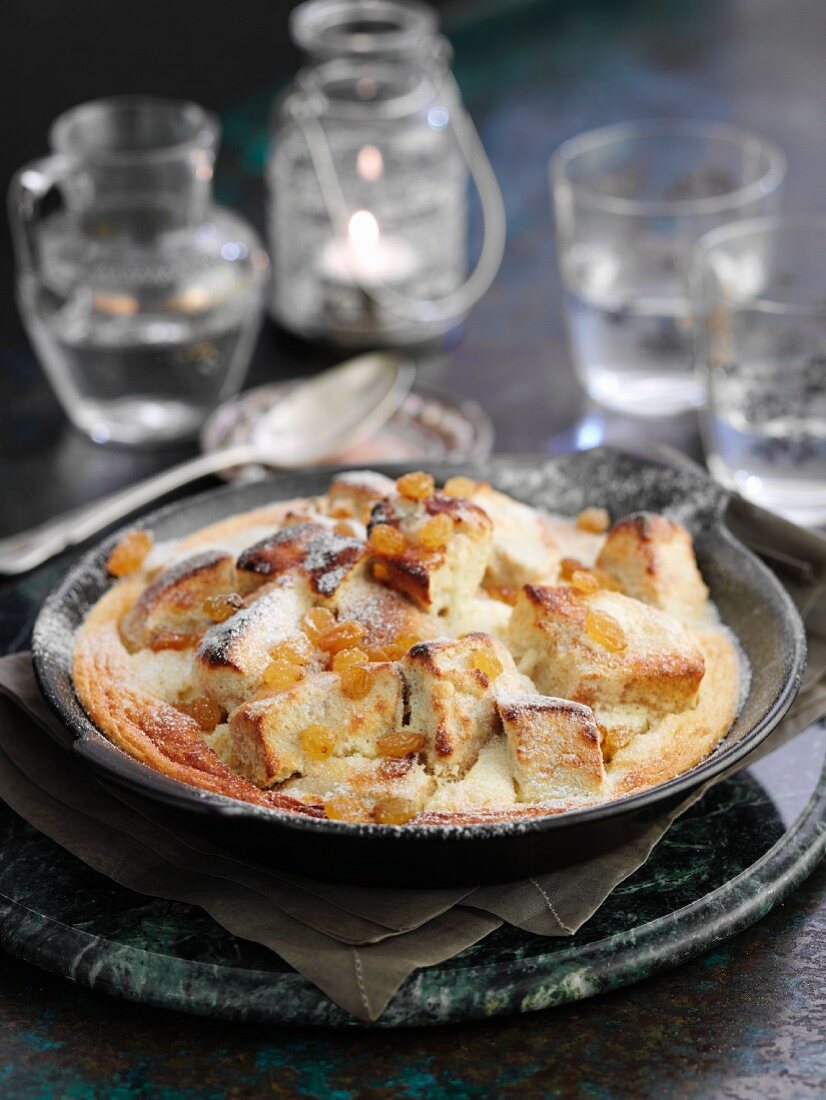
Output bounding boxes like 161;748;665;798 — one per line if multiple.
0;352;414;575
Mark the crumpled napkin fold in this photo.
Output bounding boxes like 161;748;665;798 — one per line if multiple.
0;492;824;1021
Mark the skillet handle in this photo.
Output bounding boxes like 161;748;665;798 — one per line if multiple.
723;494;826;590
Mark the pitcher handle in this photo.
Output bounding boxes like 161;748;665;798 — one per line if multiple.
8;154;72;282
289;38;506;327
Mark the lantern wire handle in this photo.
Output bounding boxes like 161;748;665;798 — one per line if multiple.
288;38;506;327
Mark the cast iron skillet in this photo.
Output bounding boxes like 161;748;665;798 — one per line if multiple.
31;449;806;887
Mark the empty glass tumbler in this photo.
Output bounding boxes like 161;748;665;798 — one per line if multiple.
691;215;826;525
551;121;786;417
9;96;269;445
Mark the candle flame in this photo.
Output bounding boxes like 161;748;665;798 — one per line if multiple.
348;210;380;259
356;145;383;182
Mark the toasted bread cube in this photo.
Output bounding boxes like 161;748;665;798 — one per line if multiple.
283;754;435;814
119;549;237;652
596;513;711;624
444;592;514;642
368;493;492;614
400;633;529;779
541;515;606;568
424;738;517;812
326;469;396;523
236;522;368;599
509;585;705;716
195;574;314;709
228;666;404;787
466;482;561;587
328;573;442;650
498;693;605;802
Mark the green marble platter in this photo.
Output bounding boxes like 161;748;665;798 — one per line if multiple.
0;724;822;1028
0;564;824;1027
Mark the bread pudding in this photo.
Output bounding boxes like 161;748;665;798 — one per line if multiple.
72;470;743;826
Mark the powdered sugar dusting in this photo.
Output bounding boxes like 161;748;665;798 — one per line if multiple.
198;575;309;669
302;530;365;596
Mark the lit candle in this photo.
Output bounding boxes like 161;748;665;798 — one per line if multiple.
317;210;420;340
319;210;418;289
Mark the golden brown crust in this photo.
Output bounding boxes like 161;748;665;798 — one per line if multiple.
367;493;493;612
329;575;442;649
236;522;368;599
498;694;605;801
606;629;739;795
119;549;236;651
228;665;405;787
596;512;711;624
401;634;530;778
511;585;705;712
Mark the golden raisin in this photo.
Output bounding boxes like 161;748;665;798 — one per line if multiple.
442;476;477;498
339;664;372;700
330;503;355;519
560;557;587;581
302;606;336;643
380;632;422;661
373;561;391;583
416;512;453;550
576;506;611;533
395;632;422;655
586;609;627;652
368;523;406;556
270;637;312;665
148;630;197;651
300;723;334;761
570;569;600;594
175;696;223;732
396;471;435;501
373;797;417;825
318;619;366;654
203;593;244;622
366;644;392;662
107;529;153;576
325;796;372;823
332;646;369;671
333;520;357;538
376;731;426;757
263;659;305;691
470;650;504;680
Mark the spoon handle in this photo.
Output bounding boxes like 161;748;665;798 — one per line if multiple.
0;443;259;575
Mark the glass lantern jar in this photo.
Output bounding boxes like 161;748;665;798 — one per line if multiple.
267;0;504;347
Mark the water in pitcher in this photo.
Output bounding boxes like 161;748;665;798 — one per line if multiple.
21;205;265;445
562;241;702;417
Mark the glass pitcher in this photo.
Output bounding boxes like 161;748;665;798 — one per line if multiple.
9;96;269;445
267;0;505;346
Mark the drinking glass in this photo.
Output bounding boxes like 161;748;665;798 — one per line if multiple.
9;96;269;446
550;121;785;417
691;215;826;525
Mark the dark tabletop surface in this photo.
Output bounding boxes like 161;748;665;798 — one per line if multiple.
1;0;825;1094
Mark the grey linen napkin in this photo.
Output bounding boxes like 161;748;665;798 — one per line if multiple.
0;508;824;1022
